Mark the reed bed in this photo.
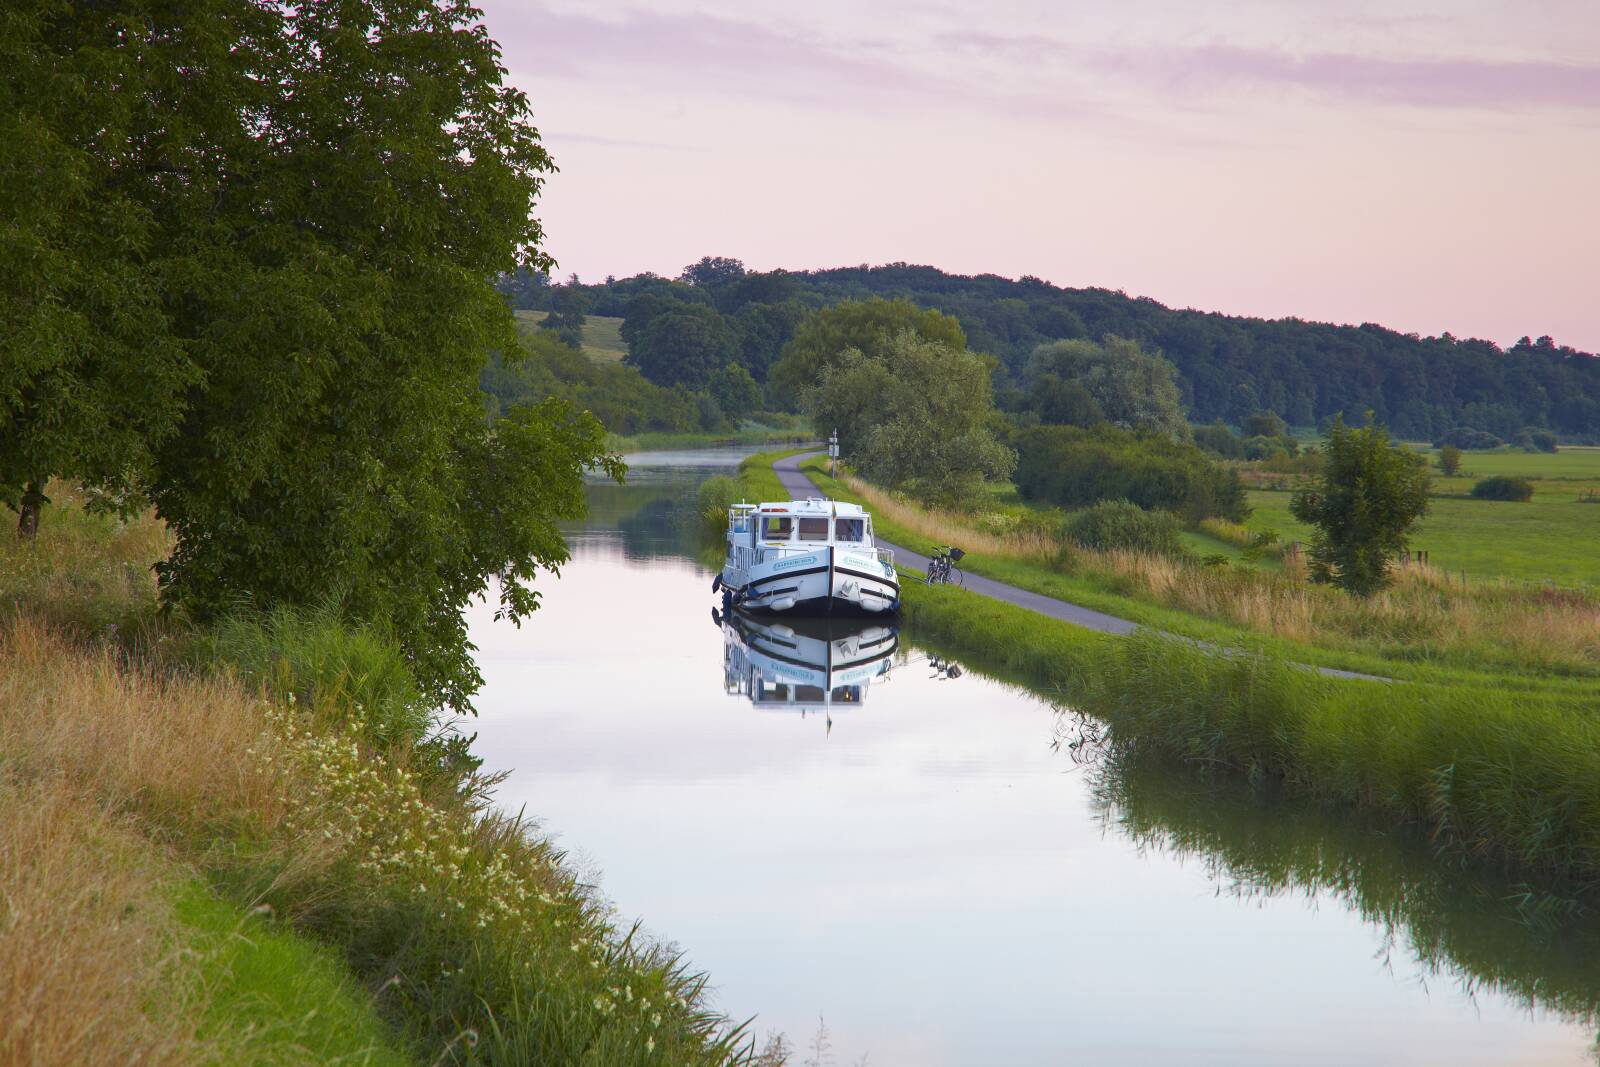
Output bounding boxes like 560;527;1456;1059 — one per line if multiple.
832;469;1600;678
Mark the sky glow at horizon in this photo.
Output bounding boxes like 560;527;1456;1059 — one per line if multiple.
479;0;1600;350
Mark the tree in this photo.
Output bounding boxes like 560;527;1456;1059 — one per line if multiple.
1025;337;1190;440
679;255;746;289
540;285;591;348
1290;418;1431;595
0;0;213;536
1243;411;1290;438
709;364;762;416
625;304;739;389
809;331;1014;506
17;0;613;711
769;298;966;407
1437;445;1463;475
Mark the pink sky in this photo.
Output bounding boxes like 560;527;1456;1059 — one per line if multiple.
479;0;1600;350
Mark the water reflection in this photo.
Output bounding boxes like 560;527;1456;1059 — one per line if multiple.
1066;717;1600;1055
717;609;900;720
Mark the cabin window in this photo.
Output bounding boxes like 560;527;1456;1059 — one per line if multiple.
797;517;830;541
761;516;792;540
834;518;864;542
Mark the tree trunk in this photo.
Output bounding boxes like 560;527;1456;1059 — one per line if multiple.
17;481;44;540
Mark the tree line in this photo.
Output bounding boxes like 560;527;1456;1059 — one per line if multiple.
501;258;1600;440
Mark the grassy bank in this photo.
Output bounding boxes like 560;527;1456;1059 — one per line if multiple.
742;450;1600;888
794;457;1600;689
0;492;760;1065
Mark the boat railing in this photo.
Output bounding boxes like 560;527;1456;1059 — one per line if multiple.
875;547;895;568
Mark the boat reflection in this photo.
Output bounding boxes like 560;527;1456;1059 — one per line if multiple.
717;608;900;716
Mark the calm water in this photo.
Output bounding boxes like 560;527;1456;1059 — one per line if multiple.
468;448;1600;1065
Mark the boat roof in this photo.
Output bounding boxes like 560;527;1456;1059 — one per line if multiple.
751;497;869;517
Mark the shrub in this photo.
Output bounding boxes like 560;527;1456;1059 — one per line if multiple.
1471;476;1535;502
1434;427;1504;451
1014;424;1248;522
1437;445;1463;475
1193;421;1243;459
1064;499;1185;557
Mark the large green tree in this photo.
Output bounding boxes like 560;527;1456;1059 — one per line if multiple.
1291;417;1431;595
1025;337;1190;440
0;0;215;535
810;331;1014;506
769;298;966;407
12;0;617;710
625;303;739;389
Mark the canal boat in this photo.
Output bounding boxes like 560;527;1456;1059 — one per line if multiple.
720;609;898;713
716;497;899;614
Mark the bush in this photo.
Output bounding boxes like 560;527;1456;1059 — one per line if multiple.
1524;429;1559;453
1437;445;1462;475
1014;424;1248;522
1470;476;1535;502
1193;421;1243;459
1434;427;1504;451
1064;499;1185;556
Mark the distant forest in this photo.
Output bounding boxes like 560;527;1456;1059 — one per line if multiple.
499;260;1600;440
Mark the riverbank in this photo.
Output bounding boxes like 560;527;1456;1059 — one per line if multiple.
744;450;1600;889
0;489;756;1066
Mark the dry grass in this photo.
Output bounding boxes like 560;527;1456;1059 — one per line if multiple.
837;470;1600;676
0;781;199;1067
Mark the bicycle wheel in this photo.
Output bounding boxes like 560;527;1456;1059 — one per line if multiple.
951;566;964;589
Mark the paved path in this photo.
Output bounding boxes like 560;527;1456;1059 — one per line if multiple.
773;452;1387;683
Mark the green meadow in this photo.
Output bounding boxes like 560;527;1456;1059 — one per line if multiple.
1248;446;1600;587
512;309;630;362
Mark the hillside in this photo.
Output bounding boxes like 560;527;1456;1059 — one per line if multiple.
501;262;1600;440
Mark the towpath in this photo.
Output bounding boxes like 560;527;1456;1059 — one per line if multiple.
773;451;1387;683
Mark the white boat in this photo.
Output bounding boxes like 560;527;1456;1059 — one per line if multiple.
716;497;899;614
720;609;899;713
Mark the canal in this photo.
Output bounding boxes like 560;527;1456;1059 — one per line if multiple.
467;448;1600;1065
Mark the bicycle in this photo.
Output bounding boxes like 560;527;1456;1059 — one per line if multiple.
924;546;965;587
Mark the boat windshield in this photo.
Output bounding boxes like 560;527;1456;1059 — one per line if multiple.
834;518;864;542
760;515;792;540
797;517;830;541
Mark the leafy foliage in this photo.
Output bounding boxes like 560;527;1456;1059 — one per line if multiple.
809;331;1014;507
1064;500;1186;557
1470;476;1535;502
1014;425;1248;522
1291;419;1431;594
1024;338;1190;439
626;302;740;389
1438;445;1463;475
770;298;966;406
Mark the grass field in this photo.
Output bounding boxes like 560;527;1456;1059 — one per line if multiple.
1247;446;1600;587
512;310;628;362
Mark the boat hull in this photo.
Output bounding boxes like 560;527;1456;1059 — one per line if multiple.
726;546;899;616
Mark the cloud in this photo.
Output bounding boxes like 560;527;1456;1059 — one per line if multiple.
940;32;1600;110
